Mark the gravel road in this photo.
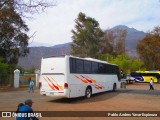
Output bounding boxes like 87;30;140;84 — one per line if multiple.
0;83;160;120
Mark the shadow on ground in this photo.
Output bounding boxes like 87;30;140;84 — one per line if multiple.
119;89;160;96
48;90;120;104
48;88;160;104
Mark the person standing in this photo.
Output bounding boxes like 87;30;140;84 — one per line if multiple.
28;80;35;93
149;78;154;90
28;78;31;85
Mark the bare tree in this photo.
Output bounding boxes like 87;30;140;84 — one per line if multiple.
114;28;127;55
100;29;114;54
137;26;160;70
0;0;56;17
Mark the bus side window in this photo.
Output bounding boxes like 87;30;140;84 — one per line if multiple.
106;64;114;74
70;58;76;73
98;63;106;74
92;62;98;74
84;60;91;74
76;59;84;73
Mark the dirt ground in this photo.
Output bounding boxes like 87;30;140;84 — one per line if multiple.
0;83;160;120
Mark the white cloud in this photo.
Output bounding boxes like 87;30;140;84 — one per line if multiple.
26;0;160;46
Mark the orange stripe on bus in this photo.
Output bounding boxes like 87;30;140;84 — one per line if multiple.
80;75;92;83
43;77;55;90
46;77;60;90
95;84;103;89
74;75;88;84
49;77;64;90
85;75;97;83
92;84;100;89
97;84;105;88
74;75;105;90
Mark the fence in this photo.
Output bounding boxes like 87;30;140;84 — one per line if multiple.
19;74;36;85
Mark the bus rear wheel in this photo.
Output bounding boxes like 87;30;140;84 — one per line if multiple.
113;83;117;92
85;87;92;98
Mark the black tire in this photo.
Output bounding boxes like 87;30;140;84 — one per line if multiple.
85;87;92;98
113;83;117;92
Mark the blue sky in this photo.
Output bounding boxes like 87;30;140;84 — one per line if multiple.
26;0;160;46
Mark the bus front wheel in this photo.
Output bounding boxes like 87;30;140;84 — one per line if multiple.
85;87;92;98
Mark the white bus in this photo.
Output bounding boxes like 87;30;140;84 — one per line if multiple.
39;55;121;98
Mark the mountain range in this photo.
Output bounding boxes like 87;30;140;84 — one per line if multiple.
18;25;146;70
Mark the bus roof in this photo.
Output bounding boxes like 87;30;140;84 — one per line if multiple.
135;71;160;74
42;55;117;66
68;55;117;65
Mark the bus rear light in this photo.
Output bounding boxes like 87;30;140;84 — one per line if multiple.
58;92;64;93
39;82;42;88
64;83;68;89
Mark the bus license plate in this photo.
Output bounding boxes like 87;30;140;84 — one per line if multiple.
50;92;54;95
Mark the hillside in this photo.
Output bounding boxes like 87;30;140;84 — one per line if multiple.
18;25;146;69
18;45;71;69
111;25;146;55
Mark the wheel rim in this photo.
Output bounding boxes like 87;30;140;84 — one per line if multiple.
86;89;91;98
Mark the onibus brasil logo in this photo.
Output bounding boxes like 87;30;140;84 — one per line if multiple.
1;112;42;118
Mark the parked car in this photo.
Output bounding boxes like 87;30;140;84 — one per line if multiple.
126;74;135;84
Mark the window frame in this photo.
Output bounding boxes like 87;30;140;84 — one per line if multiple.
69;57;120;77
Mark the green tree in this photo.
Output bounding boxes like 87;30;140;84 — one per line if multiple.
109;54;131;73
0;57;8;85
131;59;145;71
98;54;145;73
98;53;115;62
16;66;25;74
0;0;55;86
28;66;36;73
71;12;103;58
137;26;160;70
0;1;29;64
0;1;29;85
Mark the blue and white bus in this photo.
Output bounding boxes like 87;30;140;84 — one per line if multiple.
131;71;160;83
